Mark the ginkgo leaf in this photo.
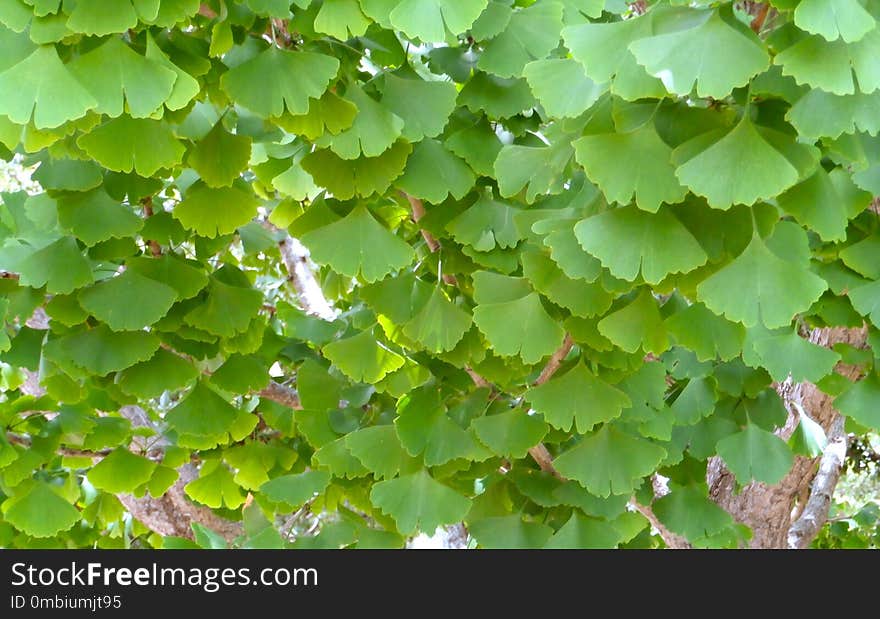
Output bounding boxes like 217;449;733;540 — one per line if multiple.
244;0;291;17
473;292;565;364
665;302;745;361
166;382;238;442
787;87;880;139
653;484;734;542
446;194;520;251
16;237;93;294
172;181;259;238
521;250;613;317
494;140;572;203
849;279;880;328
87;448;157;494
45;325;160;375
696;234;828;328
56;188;143;247
300;205;415;282
301;141;412;200
773;31;880;95
716;423;794;485
670;377;717;425
526;362;631;433
574;126;687;212
187;122;252;187
144;34;199;111
402;287;472;353
78;116;185;177
674;117;810;209
381;73;458;141
78;270;177;331
834;373;880;430
477;2;564;79
210;354;269;393
275;90;357;140
396;138;475;203
544;513;626;549
259;471;331;506
0;46;96;129
316;84;402;159
370;470;472;535
574;206;707;284
457;72;536;119
523;58;607;119
598;289;669;354
468;515;553;549
69;37;177;118
2;482;81;537
183;276;262;337
220;47;339;117
362;0;488;42
31;158;103;192
748;328;841;383
541;222;603;282
66;0;160;35
126;254;208;299
345;425;415;480
777;167;869;242
314;0;371;39
323;331;405;383
839;236;880;279
553;425;667;497
471;409;548;459
794;0;875;43
117;348;199;399
184;460;246;509
628;6;769;99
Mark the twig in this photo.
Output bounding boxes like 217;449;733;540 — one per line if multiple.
465;366;492;389
787;415;848;549
533;334;574;386
402;193;457;285
258;381;303;410
629;498;692;549
750;3;770;33
141;196;162;257
5;432;112;459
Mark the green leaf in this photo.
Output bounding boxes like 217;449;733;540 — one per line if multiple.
794;0;875;43
363;0;488;42
628;7;769;99
78;270;177;331
716;423;794;485
458;73;535;119
477;2;564;79
2;482;81;537
748;328;841;383
300;205;415;282
126;255;209;300
323;330;405;383
117;349;199;399
849;279;880;328
16;236;93;294
370;470;472;535
553;425;667;497
471;409;548;459
187;122;252;187
45;325;159;375
834;373;880;430
469;515;553;549
839;235;880;279
259;471;331;506
56;188;143;247
670;377;717;425
789;404;827;457
402;287;472;353
773;31;880;95
653;485;734;542
446;194;521;252
523;58;607;119
473;292;565;364
526;362;631;433
220;46;339;117
598;289;669;354
0;46;96;129
166;383;238;444
302;141;412;200
544;513;626;549
316;84;402;159
184;460;246;509
87;448;157;494
381;73;458;141
345;425;414;479
211;354;269;393
78;116;185;177
521;250;613;317
574;206;707;284
665;302;745;361
69;37;176;118
314;0;371;39
172;181;259;238
31;158;103;192
674;117;807;209
574;126;687;212
695;234;828;328
494;140;572;203
777;168;869;242
183;276;262;337
787;88;880;139
66;0;160;35
396;138;475;203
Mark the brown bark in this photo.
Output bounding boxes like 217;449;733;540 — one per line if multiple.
707;326;867;548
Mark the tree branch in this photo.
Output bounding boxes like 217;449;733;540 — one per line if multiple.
750;3;771;34
5;433;112;459
787;415;848;549
533;333;574;386
629;498;692;549
258;381;303;410
278;234;337;321
141;196;162;257
402;193;458;285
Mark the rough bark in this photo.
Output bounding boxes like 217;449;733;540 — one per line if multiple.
707;326;867;548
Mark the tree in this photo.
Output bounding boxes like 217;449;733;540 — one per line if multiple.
0;0;878;550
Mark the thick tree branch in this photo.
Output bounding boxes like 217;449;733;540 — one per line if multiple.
278;234;337;320
787;415;848;549
629;498;691;549
258;381;303;410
